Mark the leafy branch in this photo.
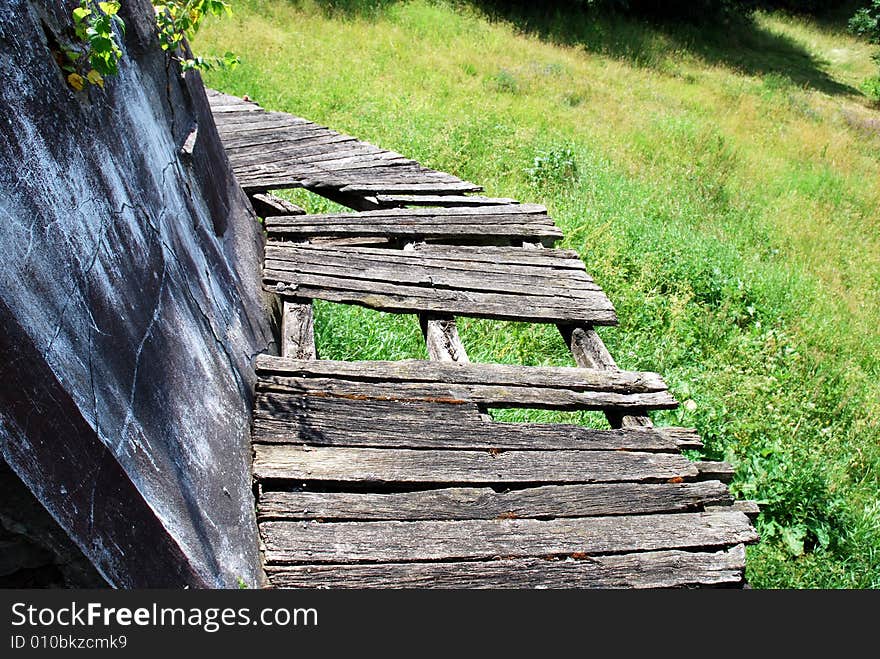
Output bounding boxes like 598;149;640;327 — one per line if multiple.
152;1;239;72
63;1;125;90
63;0;237;91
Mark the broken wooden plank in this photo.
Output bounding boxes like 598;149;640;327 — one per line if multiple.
265;243;590;279
258;480;732;521
264;248;598;294
252;444;698;483
696;461;735;483
255;356;668;392
265;280;617;324
265;545;747;589
265;210;562;244
263;242;615;324
258;375;676;411
260;511;759;564
268;203;549;221
250;193;305;218
280;299;316;360
338;181;482;195
375;194;519;208
706;500;760;521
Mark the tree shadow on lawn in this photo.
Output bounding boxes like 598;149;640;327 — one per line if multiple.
467;1;859;97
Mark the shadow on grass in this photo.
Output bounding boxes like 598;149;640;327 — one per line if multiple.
466;1;859;96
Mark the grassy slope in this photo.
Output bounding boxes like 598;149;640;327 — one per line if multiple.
196;0;880;588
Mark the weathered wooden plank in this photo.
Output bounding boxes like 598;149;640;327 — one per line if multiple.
255;356;667;392
265;217;561;243
264;251;599;296
225;133;357;154
410;243;584;266
264;269;607;310
267;277;618;324
706;500;760;521
241;177;480;197
214;113;322;130
254;392;483;426
375;194;518;208
338;181;483;194
696;461;735;483
253;392;698;450
265;545;747;589
257;375;677;411
265;242;588;275
217;119;322;139
268;203;548;222
252;444;698;483
287;150;414;170
214;112;312;129
265;545;746;589
254;353;675;410
250;193;305;218
258;480;732;521
280;299;316;360
262;241;614;324
234;149;410;174
260;511;759;564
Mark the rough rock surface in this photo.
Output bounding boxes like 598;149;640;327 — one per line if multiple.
0;0;274;587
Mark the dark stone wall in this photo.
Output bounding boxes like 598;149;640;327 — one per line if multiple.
0;0;274;587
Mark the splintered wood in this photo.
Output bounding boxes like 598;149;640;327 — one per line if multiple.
262;243;618;324
208;89;759;589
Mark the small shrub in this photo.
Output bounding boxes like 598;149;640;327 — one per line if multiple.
860;76;880;104
849;2;880;44
488;69;520;94
526;146;578;187
562;91;587;107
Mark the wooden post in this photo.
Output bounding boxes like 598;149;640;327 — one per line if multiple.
280;298;317;360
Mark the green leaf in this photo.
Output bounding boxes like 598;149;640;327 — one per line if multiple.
781;525;806;557
72;6;91;23
98;1;120;16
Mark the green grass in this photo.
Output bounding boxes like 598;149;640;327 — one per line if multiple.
196;0;880;588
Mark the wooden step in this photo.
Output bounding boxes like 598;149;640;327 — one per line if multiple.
252;444;698;483
264;204;562;244
260;511;759;564
255;356;676;411
264;545;748;589
254;391;702;450
263;242;617;324
258;481;732;521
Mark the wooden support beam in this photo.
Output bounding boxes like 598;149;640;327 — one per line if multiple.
560;324;654;429
280;299;316;360
421;314;470;363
